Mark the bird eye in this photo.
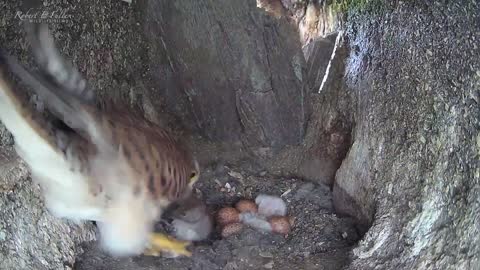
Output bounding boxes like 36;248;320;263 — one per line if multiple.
189;171;199;185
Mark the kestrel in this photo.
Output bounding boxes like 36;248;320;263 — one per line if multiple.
0;22;201;257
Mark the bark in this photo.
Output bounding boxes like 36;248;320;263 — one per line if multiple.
0;0;478;270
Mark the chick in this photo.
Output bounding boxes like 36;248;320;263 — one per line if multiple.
168;194;213;242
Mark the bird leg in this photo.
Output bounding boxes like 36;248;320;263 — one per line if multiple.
144;233;192;257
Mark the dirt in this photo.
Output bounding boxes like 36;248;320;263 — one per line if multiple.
75;158;359;270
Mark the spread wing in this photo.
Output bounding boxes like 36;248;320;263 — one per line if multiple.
0;21;202;257
0;22;107;222
25;22;95;104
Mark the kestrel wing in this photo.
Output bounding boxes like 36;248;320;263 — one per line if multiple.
0;50;109;150
0;51;102;222
25;22;95;104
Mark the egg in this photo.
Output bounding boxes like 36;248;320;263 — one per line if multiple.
221;222;244;238
216;207;239;226
268;216;291;235
235;199;258;213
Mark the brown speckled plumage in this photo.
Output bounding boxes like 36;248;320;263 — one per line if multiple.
0;22;200;256
96;110;197;201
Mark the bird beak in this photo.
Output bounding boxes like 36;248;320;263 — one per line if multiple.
188;160;200;188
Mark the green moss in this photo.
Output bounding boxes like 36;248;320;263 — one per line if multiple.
329;0;386;14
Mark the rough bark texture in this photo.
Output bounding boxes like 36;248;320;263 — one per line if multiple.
340;1;479;269
260;0;340;44
0;144;96;270
0;0;308;269
264;1;479;268
0;0;478;269
267;33;353;190
142;0;306;151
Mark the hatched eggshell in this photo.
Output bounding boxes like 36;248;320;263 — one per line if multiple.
221;222;244;238
269;216;291;235
235;199;258;213
216;207;239;226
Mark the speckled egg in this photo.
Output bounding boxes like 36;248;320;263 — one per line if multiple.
235;199;258;213
221;222;244;238
269;216;291;235
216;207;240;226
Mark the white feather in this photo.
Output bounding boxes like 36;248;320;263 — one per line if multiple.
0;78;158;256
97;194;157;256
89;147;160;256
0;79;102;222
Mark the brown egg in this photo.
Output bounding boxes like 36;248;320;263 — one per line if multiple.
221;222;244;238
216;207;239;226
269;216;291;235
235;199;258;213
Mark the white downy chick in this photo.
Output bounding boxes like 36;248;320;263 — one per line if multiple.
255;194;287;217
170;195;212;241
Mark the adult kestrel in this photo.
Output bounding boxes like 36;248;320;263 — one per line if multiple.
0;22;200;257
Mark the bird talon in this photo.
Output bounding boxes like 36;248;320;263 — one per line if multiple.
144;233;192;257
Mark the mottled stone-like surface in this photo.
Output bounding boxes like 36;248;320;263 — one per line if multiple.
340;2;479;269
0;0;478;270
